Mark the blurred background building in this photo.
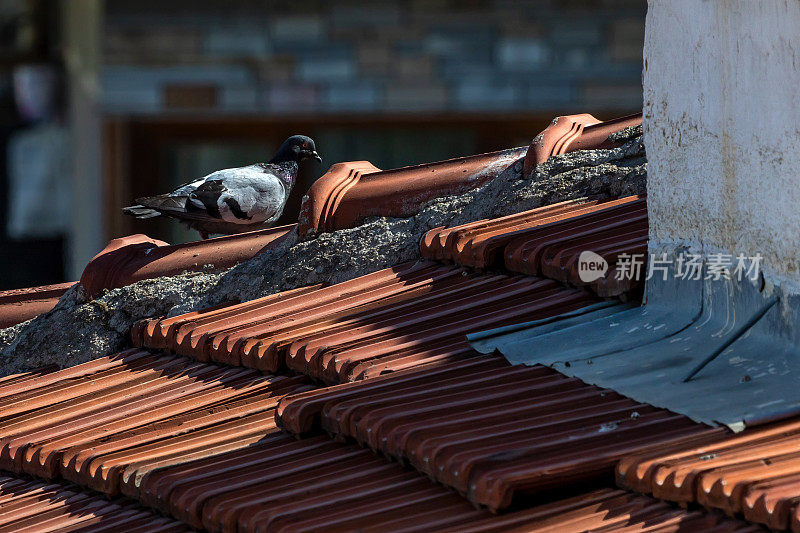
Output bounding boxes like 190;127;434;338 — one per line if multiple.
0;0;645;289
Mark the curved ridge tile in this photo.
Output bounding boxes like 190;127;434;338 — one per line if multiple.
298;148;526;238
0;282;76;328
80;225;294;299
297;161;381;237
523;112;643;177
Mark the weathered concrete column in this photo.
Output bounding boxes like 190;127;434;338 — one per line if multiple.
644;0;800;291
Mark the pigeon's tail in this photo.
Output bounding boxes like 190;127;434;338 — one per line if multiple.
122;204;162;219
123;194;189;219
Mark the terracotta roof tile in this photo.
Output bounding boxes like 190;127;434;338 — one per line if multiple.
275;361;723;511
420;195;646;296
0;348;759;532
523;112;643;177
297;148;527;237
131;435;750;532
133;262;598;382
0;366;58;387
80;225;294;299
420;198;598;264
617;418;800;531
0;475;187;532
503;196;647;296
0;349;310;493
0;282;76;328
439;489;758;533
0;346;751;532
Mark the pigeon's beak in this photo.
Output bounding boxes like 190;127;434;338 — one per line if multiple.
302;150;322;163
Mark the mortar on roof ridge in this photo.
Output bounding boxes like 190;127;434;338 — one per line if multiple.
0;134;646;375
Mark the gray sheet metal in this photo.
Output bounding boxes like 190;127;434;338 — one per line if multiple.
468;301;632;352
470;270;703;365
471;259;800;431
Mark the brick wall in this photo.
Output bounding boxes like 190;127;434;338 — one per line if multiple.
102;0;645;114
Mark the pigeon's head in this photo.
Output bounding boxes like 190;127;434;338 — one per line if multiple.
271;135;322;164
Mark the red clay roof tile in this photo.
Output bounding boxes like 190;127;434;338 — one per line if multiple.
275;361;724;511
297;147;526;237
128;433;751;532
0;349;310;493
617;418;800;531
420;198;597;264
421;195;646;296
440;488;758;533
503;196;647;296
0;282;76;328
79;225;294;299
0;475;187;532
133;262;598;382
0;274;765;531
523;112;643;177
0;357;758;532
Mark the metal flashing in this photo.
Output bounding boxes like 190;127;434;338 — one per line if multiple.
473;256;800;430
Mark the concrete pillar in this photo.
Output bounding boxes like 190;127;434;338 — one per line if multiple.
644;0;800;291
62;0;104;279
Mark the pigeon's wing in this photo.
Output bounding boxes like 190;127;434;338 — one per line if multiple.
143;168;288;224
187;179;227;219
126;164;292;230
206;166;290;225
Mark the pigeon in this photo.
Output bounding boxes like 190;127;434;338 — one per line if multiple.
123;135;321;239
